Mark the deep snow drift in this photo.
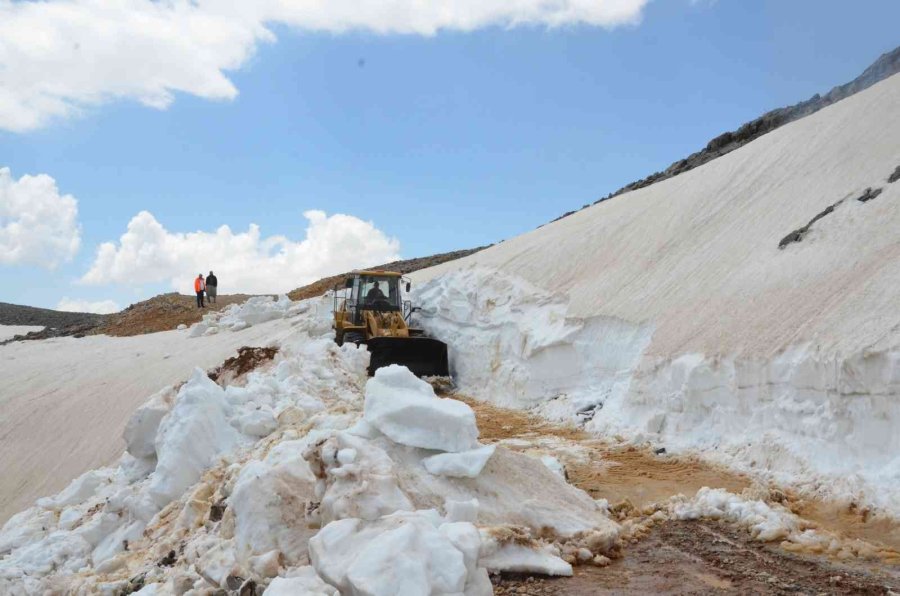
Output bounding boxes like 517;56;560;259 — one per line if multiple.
410;72;900;512
0;297;621;594
0;296;305;524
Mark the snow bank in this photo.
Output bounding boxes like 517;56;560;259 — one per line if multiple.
407;73;900;513
188;294;309;337
413;268;651;415
0;305;619;594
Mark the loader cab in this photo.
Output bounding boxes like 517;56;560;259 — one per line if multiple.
338;271;411;325
356;275;401;311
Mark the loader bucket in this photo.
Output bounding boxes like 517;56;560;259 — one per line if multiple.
366;336;450;377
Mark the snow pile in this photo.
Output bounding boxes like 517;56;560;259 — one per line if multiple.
0;305;619;594
409;74;900;512
666;487;888;560
189;294;309;337
413;268;651;417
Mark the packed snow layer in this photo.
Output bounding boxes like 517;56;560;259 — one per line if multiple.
0;325;44;342
0;295;316;524
410;73;900;512
0;302;619;594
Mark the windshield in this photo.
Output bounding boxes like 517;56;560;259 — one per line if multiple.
358;275;401;310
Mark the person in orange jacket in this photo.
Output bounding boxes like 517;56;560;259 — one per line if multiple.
194;274;206;308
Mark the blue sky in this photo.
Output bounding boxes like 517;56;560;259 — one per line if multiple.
2;0;899;311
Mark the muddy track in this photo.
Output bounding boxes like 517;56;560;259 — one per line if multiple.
455;395;900;594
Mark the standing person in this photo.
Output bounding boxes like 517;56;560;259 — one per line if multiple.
194;274;206;308
206;271;218;304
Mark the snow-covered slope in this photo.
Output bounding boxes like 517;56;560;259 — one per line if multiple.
0;298;305;524
410;73;900;511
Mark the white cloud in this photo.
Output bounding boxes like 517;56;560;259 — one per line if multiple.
81;209;402;294
0;0;648;131
0;167;81;268
57;297;120;315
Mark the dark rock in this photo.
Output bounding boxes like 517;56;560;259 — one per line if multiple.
225;575;245;591
889;165;900;184
856;187;883;202
208;501;227;522
654;447;667;455
239;579;259;596
158;549;177;567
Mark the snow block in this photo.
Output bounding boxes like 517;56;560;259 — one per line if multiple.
423;445;496;478
309;510;489;596
364;365;479;452
230;440;318;565
264;568;338;596
123;387;173;459
147;369;243;508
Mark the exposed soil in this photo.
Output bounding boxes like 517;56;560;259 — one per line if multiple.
459;395;900;594
208;346;279;387
495;521;900;595
96;292;256;337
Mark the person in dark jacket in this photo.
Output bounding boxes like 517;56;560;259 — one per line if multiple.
206;271;218;304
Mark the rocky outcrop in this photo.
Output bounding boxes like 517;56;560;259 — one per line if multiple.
0;302;108;343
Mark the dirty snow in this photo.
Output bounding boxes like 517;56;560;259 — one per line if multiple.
0;295;310;524
0;295;620;594
410;72;900;513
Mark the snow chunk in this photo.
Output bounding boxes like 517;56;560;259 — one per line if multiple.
672;487;800;542
364;365;478;452
423;445;496;478
36;469;112;511
264;568;337;596
123;387;173;459
540;455;566;478
309;510;488;596
147;369;243;508
444;498;479;524
231;440;318;565
235;408;277;437
479;536;572;576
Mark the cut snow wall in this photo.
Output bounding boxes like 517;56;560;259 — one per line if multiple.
414;268;900;513
412;269;652;414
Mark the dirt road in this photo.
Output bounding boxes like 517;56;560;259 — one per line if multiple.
458;396;900;595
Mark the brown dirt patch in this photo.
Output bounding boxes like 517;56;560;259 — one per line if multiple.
494;521;900;595
569;447;751;511
97;292;256;336
459;396;587;443
208;346;279;386
459;395;900;593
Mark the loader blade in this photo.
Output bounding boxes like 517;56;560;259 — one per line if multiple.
366;336;450;377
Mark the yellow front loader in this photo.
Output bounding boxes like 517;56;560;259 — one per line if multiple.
333;270;449;377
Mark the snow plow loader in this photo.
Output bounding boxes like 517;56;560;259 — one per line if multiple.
333;270;450;377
